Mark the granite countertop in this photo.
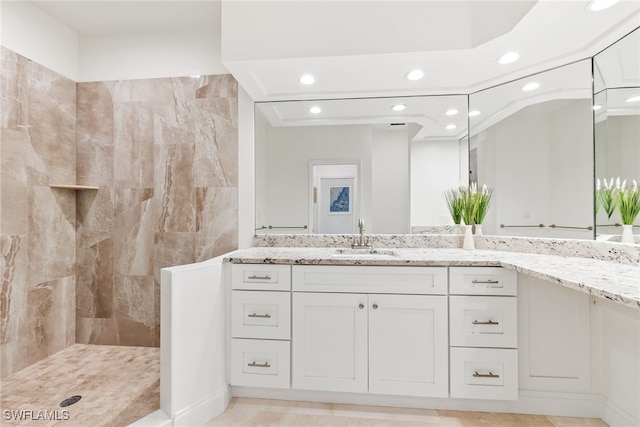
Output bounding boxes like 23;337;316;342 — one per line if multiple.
225;247;640;310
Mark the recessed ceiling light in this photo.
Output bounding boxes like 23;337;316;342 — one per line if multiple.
300;74;315;85
522;82;540;92
406;69;424;81
309;106;322;114
468;110;481;117
625;95;640;103
498;52;520;65
587;0;620;11
392;104;406;111
593;105;602;110
445;108;458;116
446;124;457;130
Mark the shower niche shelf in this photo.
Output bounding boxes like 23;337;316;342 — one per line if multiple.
50;184;99;190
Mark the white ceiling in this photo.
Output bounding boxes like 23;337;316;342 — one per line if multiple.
31;1;221;36
27;0;640;101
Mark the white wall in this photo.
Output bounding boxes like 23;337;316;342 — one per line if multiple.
411;139;461;227
0;1;79;80
79;28;227;82
476;99;592;238
0;1;227;82
548;99;593;236
262;124;373;233
238;87;256;249
372;128;410;233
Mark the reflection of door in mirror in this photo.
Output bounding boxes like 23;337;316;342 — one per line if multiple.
312;164;358;234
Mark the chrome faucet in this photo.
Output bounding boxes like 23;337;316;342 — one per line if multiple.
352;218;372;249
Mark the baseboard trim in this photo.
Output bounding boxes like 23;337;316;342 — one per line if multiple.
600;394;639;427
172;386;231;427
231;386;602;418
127;410;172;427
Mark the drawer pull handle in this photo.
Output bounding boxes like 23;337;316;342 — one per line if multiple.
247;275;272;280
248;313;271;318
247;361;271;368
473;371;499;378
472;320;499;325
471;279;499;284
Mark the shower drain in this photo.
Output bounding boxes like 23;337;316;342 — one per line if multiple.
60;395;82;407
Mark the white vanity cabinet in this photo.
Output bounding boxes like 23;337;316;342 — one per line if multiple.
230;264;292;389
291;265;449;397
449;266;519;400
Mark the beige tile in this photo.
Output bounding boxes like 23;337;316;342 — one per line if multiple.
547;416;609;426
205;399;608;427
1;344;159;427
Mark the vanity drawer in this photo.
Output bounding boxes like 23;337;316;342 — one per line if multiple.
450;347;518;400
232;264;291;291
232;291;291;339
449;267;517;296
292;265;448;295
230;339;290;389
449;296;517;348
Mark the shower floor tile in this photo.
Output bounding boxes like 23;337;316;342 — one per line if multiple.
0;344;159;427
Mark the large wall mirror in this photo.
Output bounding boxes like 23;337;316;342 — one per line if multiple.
255;95;468;234
594;27;640;243
469;59;594;239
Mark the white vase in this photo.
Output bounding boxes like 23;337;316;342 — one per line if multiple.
621;224;635;244
455;224;463;235
475;224;483;236
463;224;475;250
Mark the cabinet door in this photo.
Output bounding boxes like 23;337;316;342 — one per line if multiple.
518;275;591;392
292;292;368;393
369;294;448;397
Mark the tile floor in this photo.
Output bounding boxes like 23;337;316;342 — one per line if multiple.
1;344;609;426
0;344;159;427
205;398;609;427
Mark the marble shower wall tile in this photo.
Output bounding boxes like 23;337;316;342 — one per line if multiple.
3;48;239;374
1;236;28;377
196;187;238;261
27;59;76;185
1;47;28;130
155;144;195;232
26;275;75;366
1;48;77;378
76;73;239;347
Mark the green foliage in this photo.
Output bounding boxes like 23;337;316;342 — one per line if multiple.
617;180;640;225
444;189;464;225
597;178;617;219
445;183;493;226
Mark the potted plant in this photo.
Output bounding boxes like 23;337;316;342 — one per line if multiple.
616;179;640;243
472;183;493;236
444;188;464;234
596;177;617;219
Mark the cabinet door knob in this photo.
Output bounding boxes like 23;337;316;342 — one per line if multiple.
372;304;379;309
358;303;365;309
